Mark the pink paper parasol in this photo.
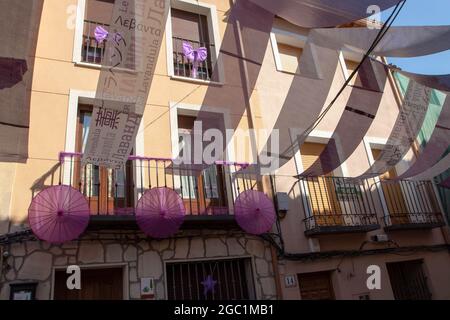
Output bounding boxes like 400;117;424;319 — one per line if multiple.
28;185;90;243
136;187;186;239
234;190;276;235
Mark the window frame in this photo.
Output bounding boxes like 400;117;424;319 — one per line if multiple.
270;28;307;76
165;0;223;84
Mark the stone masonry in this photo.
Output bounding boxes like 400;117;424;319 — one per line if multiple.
0;229;277;300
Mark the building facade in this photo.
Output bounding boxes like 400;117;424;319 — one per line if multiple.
0;0;449;300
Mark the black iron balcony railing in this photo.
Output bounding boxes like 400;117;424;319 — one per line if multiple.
172;36;216;81
55;152;262;228
380;179;445;230
298;176;379;236
82;20;109;64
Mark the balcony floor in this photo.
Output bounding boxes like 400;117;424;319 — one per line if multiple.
384;221;445;232
304;224;381;236
87;214;239;231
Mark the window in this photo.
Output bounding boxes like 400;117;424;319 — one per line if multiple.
166;1;221;82
166;258;256;300
387;260;432;300
271;29;306;75
344;58;359;86
80;0;114;64
278;44;303;74
171;9;214;80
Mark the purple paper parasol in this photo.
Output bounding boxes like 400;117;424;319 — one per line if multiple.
28;185;90;244
234;190;276;235
136;187;186;239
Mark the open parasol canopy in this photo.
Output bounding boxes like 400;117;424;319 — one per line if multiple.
28;185;90;243
136;187;186;239
234;190;276;235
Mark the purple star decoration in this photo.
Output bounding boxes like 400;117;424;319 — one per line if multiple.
182;41;208;79
201;275;217;297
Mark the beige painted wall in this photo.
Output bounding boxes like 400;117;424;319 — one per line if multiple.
2;0;449;301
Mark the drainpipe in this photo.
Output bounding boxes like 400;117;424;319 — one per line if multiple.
270;245;283;300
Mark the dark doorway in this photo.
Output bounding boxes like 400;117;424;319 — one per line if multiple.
386;260;432;300
54;267;124;300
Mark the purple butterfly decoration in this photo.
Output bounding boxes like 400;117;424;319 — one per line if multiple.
201;275;217;297
182;41;208;79
94;26;109;44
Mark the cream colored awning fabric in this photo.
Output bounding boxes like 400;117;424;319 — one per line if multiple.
248;0;401;28
312;26;450;57
0;0;43;162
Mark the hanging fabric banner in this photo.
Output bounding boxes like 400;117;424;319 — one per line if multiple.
397;70;450;93
357;80;432;179
299;59;388;177
172;0;403;174
441;176;450;189
256;29;348;173
409;153;450;181
0;0;44;162
247;0;401;28
82;0;169;169
257;25;450;173
312;26;450;57
396;95;450;179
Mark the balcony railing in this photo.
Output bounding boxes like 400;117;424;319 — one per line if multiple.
380;179;445;230
298;176;379;236
172;36;216;81
56;152;262;228
82;20;109;64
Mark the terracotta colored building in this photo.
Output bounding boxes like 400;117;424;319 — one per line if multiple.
0;0;449;300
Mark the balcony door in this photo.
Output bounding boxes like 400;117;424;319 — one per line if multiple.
371;149;409;225
300;143;343;226
74;105;134;215
177;115;228;215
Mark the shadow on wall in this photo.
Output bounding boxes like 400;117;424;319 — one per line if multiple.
0;0;44;163
30;163;61;198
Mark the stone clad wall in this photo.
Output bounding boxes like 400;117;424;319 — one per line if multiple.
0;230;277;300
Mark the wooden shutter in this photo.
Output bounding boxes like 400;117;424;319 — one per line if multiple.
300;143;342;224
371;149;409;224
171;9;209;43
85;0;114;24
54;268;123;300
298;271;335;300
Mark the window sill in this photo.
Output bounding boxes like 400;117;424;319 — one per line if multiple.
74;61;102;70
276;68;300;76
170;75;223;86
